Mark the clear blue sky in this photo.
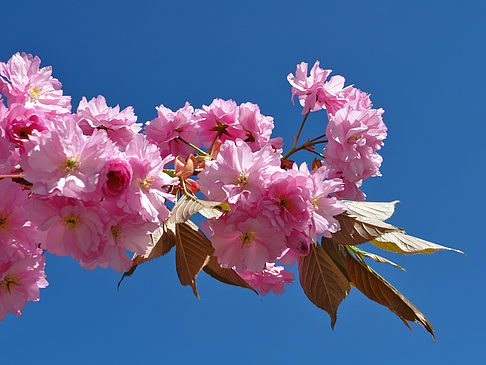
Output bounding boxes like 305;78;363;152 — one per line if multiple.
2;0;485;364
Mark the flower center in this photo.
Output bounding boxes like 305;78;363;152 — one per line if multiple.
1;275;20;294
63;155;80;172
28;86;43;102
347;133;363;143
239;231;255;248
0;211;11;231
60;212;80;231
111;225;122;245
235;172;248;187
139;176;154;189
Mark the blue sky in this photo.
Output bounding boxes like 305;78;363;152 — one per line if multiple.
1;0;485;364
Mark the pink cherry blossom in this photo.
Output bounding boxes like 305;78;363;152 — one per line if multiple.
238;263;294;296
323;107;387;183
1;104;53;149
98;156;133;199
198;140;281;204
22;119;115;199
120;134;179;222
0;179;39;246
236;102;280;151
76;95;140;150
0;242;48;321
202;212;286;273
145;102;200;158
194;99;245;147
287;61;346;115
0;53;71;115
340;86;372;111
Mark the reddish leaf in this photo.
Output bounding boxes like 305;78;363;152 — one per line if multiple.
117;224;176;288
175;221;214;298
298;242;351;328
331;213;402;246
345;252;435;339
203;256;258;295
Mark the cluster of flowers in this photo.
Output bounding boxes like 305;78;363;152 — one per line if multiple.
0;53;387;320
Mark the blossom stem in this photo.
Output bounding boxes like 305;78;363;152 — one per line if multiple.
0;174;25;179
292;111;311;150
305;148;324;158
177;137;209;156
311;133;326;142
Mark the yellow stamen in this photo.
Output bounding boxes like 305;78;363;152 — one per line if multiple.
28;86;43;102
1;275;20;294
63;155;80;172
235;172;248;187
111;225;122;245
139;176;154;189
0;211;12;231
240;231;255;248
60;212;80;231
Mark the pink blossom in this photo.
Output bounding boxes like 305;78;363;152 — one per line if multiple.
297;163;347;240
98;156;133;199
76;95;140;150
260;169;312;234
194;99;245;147
0;53;71;115
145;102;200;158
0;103;10;163
340;86;372;111
22;119;115;199
236;102;278;151
238;263;294;296
202;212;286;272
287;61;346;115
323;107;387;183
198;140;281;204
0;179;39;246
120;134;179;222
25;196;109;270
0;242;48;320
1;104;53;149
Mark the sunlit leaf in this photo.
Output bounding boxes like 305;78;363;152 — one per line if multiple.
350;246;406;271
175;221;214;298
298;241;351;328
331;213;402;246
203;256;258;295
117;223;176;288
371;231;464;255
345;252;435;339
168;195;229;224
344;200;400;221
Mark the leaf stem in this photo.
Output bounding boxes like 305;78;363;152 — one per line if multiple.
177;137;209;156
292;111;311;150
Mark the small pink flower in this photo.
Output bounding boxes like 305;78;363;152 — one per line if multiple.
198;140;281;204
145;102;200;158
1;104;52;149
287;61;346;115
22;119;115;199
120;134;179;222
236;102;277;151
98;156;133;199
0;242;48;321
238;263;294;296
194;99;245;147
340;86;372;111
323;107;387;183
203;211;286;273
0;53;71;115
76;95;140;150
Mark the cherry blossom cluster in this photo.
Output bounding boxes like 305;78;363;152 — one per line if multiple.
288;61;388;200
0;53;388;319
